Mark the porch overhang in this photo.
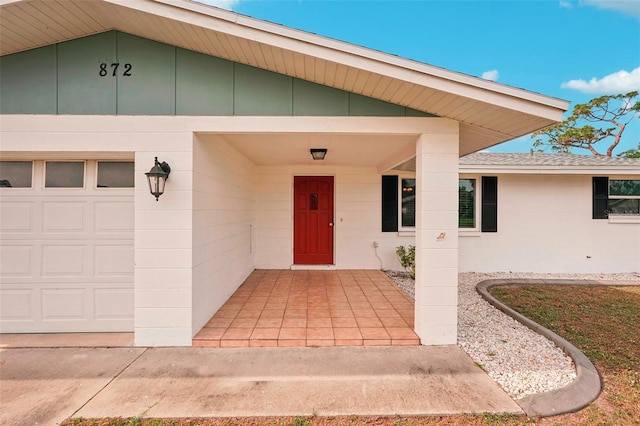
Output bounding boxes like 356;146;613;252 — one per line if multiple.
0;115;455;173
193;116;457;172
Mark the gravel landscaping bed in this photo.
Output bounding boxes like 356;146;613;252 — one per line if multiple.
385;270;640;400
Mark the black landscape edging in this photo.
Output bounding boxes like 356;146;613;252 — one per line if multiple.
475;278;615;418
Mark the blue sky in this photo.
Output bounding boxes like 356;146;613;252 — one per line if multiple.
195;0;640;155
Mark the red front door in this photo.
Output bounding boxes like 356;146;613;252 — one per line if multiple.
294;176;334;264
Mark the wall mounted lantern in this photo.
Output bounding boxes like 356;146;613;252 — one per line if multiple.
310;148;327;160
145;157;171;201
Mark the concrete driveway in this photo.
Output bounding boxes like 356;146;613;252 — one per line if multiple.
0;347;144;426
1;345;522;425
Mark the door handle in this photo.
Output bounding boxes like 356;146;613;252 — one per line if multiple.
329;222;334;227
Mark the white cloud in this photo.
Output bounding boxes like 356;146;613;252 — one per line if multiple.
561;66;640;94
192;0;240;11
580;0;640;18
481;70;499;81
559;1;573;9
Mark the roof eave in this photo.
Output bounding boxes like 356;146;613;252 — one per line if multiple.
0;0;570;151
141;0;570;120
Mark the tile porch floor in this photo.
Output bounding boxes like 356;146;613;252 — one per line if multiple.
193;269;420;347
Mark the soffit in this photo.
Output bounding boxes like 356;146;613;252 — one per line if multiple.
0;0;569;155
203;133;418;169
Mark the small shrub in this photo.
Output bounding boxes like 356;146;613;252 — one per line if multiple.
288;416;311;426
395;245;415;278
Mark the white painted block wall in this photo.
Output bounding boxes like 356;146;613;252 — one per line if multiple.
191;135;256;336
459;173;640;273
134;133;195;346
253;165;416;270
414;131;460;345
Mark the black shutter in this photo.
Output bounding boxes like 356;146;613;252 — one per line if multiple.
382;175;398;232
593;177;609;219
481;176;498;232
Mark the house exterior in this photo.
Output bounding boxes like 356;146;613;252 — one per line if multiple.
457;153;640;274
0;0;570;346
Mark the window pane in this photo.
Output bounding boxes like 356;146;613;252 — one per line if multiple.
609;180;640;197
0;161;32;188
608;199;640;216
401;178;415;227
97;162;134;188
45;162;84;188
459;178;476;228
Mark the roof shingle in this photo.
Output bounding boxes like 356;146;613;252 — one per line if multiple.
460;152;640;167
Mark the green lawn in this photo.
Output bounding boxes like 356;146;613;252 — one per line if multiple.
489;285;640;425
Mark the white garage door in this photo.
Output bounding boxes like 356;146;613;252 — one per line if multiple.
0;160;134;333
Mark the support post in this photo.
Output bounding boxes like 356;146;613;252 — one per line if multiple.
414;128;459;345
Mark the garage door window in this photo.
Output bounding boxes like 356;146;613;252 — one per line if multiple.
45;161;85;188
97;162;134;188
0;161;33;188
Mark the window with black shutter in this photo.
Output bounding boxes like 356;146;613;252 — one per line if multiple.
481;176;498;232
381;175;398;232
592;177;609;219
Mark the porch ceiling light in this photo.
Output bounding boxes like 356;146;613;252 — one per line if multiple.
145;157;171;201
310;148;327;160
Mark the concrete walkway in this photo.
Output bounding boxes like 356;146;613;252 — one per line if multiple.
0;345;522;425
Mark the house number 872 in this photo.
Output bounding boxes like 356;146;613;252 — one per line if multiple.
99;63;132;77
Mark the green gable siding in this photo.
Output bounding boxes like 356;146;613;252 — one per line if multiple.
405;107;431;117
1;45;57;114
176;48;233;115
117;33;176;115
0;31;436;118
349;93;404;116
57;31;117;114
293;79;349;116
234;63;292;115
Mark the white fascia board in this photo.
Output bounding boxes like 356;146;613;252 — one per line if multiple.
124;0;569;118
230;7;569;111
1;0;568;119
